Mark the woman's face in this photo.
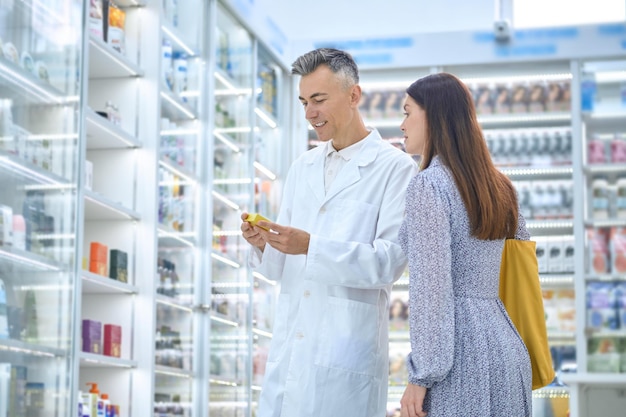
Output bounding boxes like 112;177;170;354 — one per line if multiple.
400;94;427;156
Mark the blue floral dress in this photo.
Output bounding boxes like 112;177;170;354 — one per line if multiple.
398;156;532;417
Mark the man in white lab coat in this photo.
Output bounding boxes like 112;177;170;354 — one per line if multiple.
241;48;417;417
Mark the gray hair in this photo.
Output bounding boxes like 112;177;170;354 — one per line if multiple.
291;48;359;89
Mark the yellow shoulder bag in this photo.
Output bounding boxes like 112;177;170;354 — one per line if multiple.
499;239;556;390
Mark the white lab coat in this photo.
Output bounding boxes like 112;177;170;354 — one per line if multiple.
252;130;418;417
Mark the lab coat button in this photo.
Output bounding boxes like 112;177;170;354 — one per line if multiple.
319;207;326;214
295;332;304;339
303;290;310;298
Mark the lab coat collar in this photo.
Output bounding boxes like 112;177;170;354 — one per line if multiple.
304;129;383;204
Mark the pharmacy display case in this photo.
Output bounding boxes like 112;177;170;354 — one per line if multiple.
561;57;626;417
155;0;208;415
78;1;150;416
0;0;84;416
250;44;284;406
210;3;256;415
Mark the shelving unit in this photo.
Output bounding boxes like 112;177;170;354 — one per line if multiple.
0;1;83;416
2;0;290;416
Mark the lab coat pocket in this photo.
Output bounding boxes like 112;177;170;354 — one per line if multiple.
315;296;379;376
267;294;290;363
331;200;378;243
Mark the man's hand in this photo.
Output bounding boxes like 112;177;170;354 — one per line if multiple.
255;220;310;255
241;212;266;251
400;383;428;417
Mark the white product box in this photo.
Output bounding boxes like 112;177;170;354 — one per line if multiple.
562;235;575;273
547;236;564;273
0;363;10;417
0;205;13;247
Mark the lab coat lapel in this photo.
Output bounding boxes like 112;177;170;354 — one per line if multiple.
324;134;380;203
303;146;326;204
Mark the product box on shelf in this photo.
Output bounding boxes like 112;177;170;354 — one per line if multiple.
109;249;128;283
587;337;622;373
610;227;626;275
586;282;619;332
587;228;611;274
82;319;102;354
89;242;108;276
103;323;121;358
0;204;13;247
535;237;548;274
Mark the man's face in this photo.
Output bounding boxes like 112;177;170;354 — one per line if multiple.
298;65;354;142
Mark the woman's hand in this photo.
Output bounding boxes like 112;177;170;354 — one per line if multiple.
400;383;427;417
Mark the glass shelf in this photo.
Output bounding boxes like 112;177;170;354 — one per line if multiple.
157;227;197;248
155;364;194;378
478;112;572;127
0;246;67;272
0;338;67;358
584;218;626;228
160;89;197;121
0;150;74;186
81;271;138;295
88;35;144;79
585;274;626;283
84;189;141;221
80;351;137;368
584;163;626;175
499;166;573;179
561;373;626;385
526;220;574;230
540;274;575;287
85;107;141;149
0;57;71;104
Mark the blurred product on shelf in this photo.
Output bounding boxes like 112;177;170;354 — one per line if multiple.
0;204;12;247
89;242;108;276
587;336;626;373
103;323;122;357
107;1;126;55
543;289;576;333
155;325;183;369
82;319;102;354
0;278;8;339
173;51;188;99
162;39;174;90
486;129;573;167
587;227;626;275
89;0;105;40
109;249;128;282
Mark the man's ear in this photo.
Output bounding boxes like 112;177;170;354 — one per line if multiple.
350;85;362;107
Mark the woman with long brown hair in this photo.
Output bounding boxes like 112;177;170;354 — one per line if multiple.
398;73;532;417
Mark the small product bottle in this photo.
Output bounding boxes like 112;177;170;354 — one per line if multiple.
85;382;100;417
12;214;26;250
77;390;83;417
100;393;111;417
616;177;626;219
591;178;610;220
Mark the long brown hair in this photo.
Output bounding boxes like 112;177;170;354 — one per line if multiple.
406;73;518;240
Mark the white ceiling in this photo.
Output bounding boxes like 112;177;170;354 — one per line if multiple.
262;0;497;41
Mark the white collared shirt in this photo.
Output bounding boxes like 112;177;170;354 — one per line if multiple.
324;139;366;194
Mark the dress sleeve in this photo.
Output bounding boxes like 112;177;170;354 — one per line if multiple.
514;209;531;241
404;173;455;388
